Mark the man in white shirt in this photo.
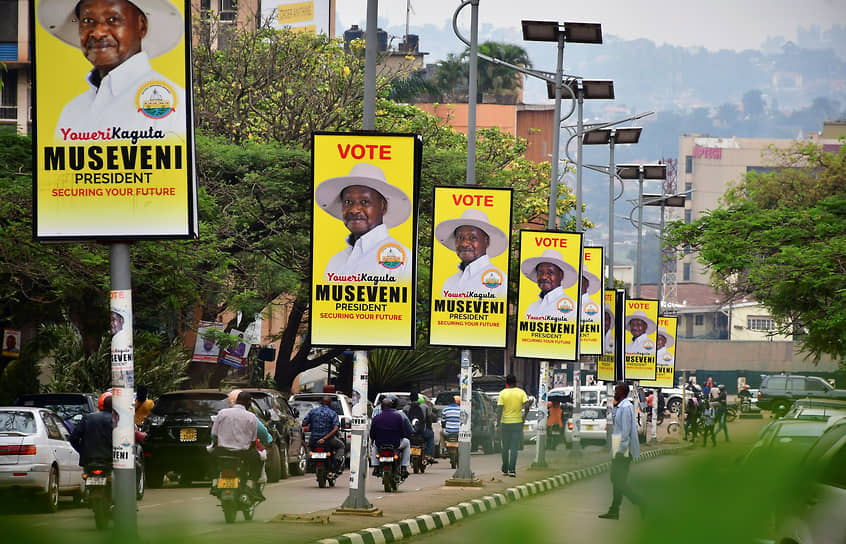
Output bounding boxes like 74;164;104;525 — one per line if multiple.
580;269;602;323
624;310;656;357
655;326;675;367
315;163;412;282
210;391;264;500
521;248;578;321
434;208;507;299
39;0;186;139
604;308;615;355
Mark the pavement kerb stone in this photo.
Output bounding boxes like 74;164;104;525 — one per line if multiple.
314;446;679;544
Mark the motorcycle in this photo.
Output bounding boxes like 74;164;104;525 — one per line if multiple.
210;452;263;523
376;443;404;492
308;444;341;488
83;461;113;530
444;432;459;469
409;434;428;474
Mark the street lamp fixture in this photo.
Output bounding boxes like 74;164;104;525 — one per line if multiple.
522;21;602;44
642;194;686;208
547;79;614;100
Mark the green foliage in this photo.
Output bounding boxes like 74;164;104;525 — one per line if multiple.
665;141;846;361
364;343;456;395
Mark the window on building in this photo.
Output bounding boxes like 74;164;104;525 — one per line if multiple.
0;69;17;120
694;314;703;326
684;182;693;194
684;209;692;224
685;155;693;173
748;317;775;330
684;244;692;255
683;263;691;281
0;0;17;43
220;0;238;21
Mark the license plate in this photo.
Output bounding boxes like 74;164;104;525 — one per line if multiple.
180;428;197;442
218;477;238;489
87;476;107;486
410;447;422;456
379;457;395;462
445;442;458;448
584;425;594;431
311;452;328;459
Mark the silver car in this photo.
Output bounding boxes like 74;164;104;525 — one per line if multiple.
0;407;84;512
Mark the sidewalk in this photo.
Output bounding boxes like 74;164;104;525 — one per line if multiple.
258;440;685;544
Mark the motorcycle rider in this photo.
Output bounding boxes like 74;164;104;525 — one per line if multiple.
303;396;345;475
404;392;436;464
441;395;461;441
546;398;564;449
70;392;115;468
370;397;412;479
209;391;266;501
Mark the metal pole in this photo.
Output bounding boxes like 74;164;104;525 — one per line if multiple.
635;170;644;298
657;194;666;309
571;363;582;455
681;370;687;440
548;32;564;230
533;361;548;467
607;140;615;287
575;84;584;231
339;0;378;512
650;384;658;443
110;243;136;536
449;0;480;484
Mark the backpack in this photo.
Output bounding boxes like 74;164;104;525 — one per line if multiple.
407;402;425;434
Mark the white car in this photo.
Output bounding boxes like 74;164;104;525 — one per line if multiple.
563;405;608;448
523;409;542;443
0;407;84;512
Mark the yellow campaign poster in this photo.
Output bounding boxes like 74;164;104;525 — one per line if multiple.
597;289;618;382
515;230;583;361
429;187;512;348
33;0;197;240
641;316;678;388
579;246;604;355
310;132;420;348
623;299;659;381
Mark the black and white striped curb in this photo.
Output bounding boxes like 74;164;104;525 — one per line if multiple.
315;447;671;544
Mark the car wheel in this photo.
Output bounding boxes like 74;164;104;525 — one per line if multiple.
278;442;290;480
667;398;681;414
290;444;307;476
43;466;60;513
266;443;282;483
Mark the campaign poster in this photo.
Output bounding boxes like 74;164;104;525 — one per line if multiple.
515;230;583;361
310;132;421;348
597;289;624;382
579;246;604;355
641;316;678;388
264;0;333;35
220;329;250;369
110;290;134;388
32;0;197;240
429;186;512;348
623;299;659;381
192;321;224;363
2;329;22;358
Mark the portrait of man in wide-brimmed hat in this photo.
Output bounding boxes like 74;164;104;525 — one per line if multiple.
39;0;187;137
520;248;579;321
315;162;412;281
656;325;675;365
435;208;507;299
624;309;657;357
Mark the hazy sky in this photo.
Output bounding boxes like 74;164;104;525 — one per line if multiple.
336;0;845;52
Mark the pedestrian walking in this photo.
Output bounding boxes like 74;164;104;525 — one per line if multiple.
714;384;730;442
700;400;717;447
598;382;645;520
496;374;531;477
684;394;700;441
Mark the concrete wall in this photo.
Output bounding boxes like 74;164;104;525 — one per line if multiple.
676;339;839;372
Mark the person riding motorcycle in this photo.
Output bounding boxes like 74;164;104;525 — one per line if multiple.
70;392;115;467
303;396;345;475
209;391;269;501
370;397;412;479
547;398;564;449
404;392;436;464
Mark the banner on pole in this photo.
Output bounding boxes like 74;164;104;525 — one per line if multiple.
310;132;420;348
2;329;21;358
429;186;512;348
640;316;678;388
514;230;583;361
623;298;659;381
192;321;224;363
32;0;197;240
579;246;604;355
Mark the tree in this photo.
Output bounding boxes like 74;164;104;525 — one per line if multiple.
742;89;765;118
664;141;846;361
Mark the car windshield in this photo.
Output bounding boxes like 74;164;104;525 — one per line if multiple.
0;411;37;434
581;391;605;405
527;409;540;421
152;394;229;417
17;395;91;421
290;401;320;423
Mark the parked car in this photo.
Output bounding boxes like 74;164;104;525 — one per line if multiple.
742;418;830;466
240;388;308;480
288;392;355;460
758;375;846;417
432;390;499;454
15;393;99;431
289;400;320;442
0;406;84;512
142;389;287;487
783;399;846;422
522;409;542;443
549;385;608;407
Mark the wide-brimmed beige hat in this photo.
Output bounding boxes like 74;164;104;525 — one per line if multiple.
582;269;601;295
656;326;675;348
625;309;656;335
435;208;507;258
315;163;411;228
520;248;578;289
38;0;184;59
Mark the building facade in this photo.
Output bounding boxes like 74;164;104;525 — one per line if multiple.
1;0;31;134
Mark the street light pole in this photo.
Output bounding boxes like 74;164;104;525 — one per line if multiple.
636;169;644;298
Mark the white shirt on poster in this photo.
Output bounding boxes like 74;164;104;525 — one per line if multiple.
625;333;656;357
580;293;601;322
440;254;506;299
324;223;411;282
56;52;186;140
524;286;577;321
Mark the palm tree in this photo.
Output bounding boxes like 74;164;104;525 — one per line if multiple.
472;42;532;100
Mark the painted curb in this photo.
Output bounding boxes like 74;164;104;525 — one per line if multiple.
314;447;673;544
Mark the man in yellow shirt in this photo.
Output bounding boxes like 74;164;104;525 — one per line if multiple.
497;375;531;477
